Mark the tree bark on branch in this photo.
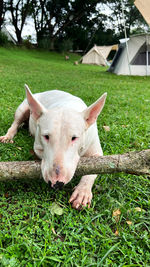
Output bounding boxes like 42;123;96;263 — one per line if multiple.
0;150;149;181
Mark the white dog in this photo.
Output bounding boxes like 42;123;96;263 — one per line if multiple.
0;85;107;209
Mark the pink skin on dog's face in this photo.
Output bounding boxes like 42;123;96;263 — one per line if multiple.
34;109;86;186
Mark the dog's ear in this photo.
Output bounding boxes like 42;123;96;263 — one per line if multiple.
82;93;107;127
25;84;46;120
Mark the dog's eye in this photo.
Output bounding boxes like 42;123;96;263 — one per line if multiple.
44;135;49;141
72;136;77;141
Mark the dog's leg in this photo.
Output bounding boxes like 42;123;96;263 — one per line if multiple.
70;138;103;209
69;174;97;209
0;101;30;143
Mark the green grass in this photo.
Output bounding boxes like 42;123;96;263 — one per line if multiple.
0;47;150;266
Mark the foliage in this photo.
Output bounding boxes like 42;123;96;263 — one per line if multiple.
31;0;101;50
55;38;73;52
22;35;34;49
38;37;52;50
4;0;148;49
0;31;10;46
104;0;147;38
0;0;6;31
0;48;150;266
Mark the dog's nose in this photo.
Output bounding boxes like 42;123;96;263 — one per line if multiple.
53;181;64;190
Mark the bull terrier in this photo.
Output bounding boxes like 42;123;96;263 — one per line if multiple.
0;85;107;209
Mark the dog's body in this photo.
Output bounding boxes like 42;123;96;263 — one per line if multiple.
0;85;107;209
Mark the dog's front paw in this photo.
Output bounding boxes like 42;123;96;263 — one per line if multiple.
0;135;14;143
69;186;93;209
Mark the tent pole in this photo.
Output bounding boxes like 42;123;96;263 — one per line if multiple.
146;35;148;76
121;0;131;75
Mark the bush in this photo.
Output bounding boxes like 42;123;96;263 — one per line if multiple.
22;35;34;49
0;31;10;46
55;39;73;53
38;37;51;50
37;36;73;52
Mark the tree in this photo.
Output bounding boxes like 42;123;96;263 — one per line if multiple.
7;0;31;44
0;0;6;30
31;0;101;49
5;0;147;50
65;14;118;52
103;0;146;39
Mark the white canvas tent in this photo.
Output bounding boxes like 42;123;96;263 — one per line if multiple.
108;34;150;76
80;45;118;66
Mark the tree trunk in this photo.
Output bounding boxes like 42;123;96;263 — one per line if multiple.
0;150;150;181
15;28;22;44
0;0;4;31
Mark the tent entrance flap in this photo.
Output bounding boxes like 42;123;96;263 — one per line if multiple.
109;44;125;72
130;42;150;65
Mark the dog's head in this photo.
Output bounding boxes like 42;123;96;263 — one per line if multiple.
25;85;107;188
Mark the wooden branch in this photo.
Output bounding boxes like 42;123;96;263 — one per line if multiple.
0;150;149;181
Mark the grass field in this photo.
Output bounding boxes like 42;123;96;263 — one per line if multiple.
0;47;150;266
